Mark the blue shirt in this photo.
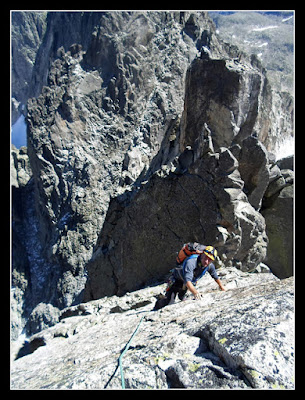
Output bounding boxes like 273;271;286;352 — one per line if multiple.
174;254;219;284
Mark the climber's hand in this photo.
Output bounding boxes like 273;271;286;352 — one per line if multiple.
215;278;226;292
186;281;202;300
194;292;202;300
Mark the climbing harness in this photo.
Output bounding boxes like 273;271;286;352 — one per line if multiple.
118;314;146;389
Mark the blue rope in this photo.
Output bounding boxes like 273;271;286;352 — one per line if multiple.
118;315;145;389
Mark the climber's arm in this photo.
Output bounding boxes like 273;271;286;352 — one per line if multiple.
186;281;201;299
215;278;226;291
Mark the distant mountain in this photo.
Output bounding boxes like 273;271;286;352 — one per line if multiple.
209;11;294;93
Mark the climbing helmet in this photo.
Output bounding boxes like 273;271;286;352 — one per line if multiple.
203;246;217;261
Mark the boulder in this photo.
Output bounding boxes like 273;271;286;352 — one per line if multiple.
261;154;294;279
262;184;294;278
276;155;293;171
268;163;282;183
264;175;286;199
238;136;270;210
25;303;61;335
11;146;32;188
180;55;269;152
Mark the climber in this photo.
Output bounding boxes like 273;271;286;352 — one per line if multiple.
154;246;226;310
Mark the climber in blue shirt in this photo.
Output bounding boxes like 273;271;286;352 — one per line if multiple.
154;246;226;310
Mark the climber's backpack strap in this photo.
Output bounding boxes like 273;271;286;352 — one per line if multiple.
182;254;208;284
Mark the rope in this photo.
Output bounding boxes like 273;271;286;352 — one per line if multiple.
118;314;146;389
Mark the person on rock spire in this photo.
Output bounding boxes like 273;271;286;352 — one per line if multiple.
154;245;226;310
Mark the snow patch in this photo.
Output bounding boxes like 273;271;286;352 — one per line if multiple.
256;42;268;48
274;135;294;161
251;25;278;32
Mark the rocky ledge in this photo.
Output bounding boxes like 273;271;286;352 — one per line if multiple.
11;267;294;389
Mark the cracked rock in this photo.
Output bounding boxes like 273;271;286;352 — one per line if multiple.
11;269;294;389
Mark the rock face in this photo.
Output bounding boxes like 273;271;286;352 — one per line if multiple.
11;11;47;123
11;146;33;340
11;11;294;340
263;185;293;278
181;56;265;151
84;145;268;300
11;268;294;389
21;12;220;320
262;156;294;278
